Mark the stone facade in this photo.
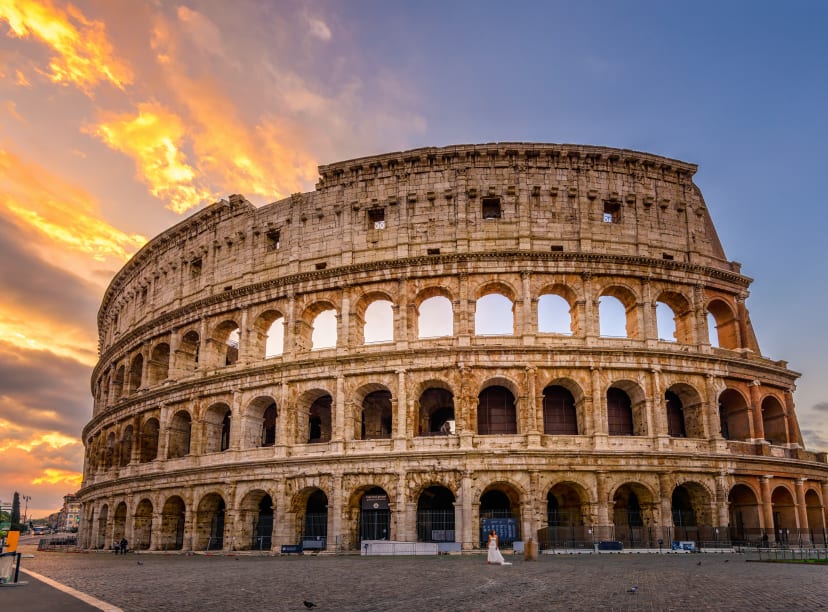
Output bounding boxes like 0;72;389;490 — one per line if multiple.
78;143;828;552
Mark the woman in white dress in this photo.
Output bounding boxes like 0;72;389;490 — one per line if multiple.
486;530;508;565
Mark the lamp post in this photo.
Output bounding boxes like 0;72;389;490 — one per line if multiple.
22;495;31;529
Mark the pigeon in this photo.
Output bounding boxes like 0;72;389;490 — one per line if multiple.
696;560;702;566
303;602;317;609
627;586;638;593
136;561;143;565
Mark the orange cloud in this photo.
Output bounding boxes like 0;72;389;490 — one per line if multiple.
90;102;214;213
0;148;146;272
0;0;132;93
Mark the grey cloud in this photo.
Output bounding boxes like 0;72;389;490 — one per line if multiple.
801;428;828;453
0;212;100;333
812;402;828;412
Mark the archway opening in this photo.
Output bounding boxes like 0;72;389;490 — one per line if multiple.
542;385;577;435
160;496;185;551
359;487;391;543
416;486;455;542
477;386;517;435
479;487;520;547
304;489;328;548
728;484;761;544
417;387;454;436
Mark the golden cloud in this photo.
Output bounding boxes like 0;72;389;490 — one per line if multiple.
0;0;132;93
0;148;146;271
91;102;214;213
31;468;83;487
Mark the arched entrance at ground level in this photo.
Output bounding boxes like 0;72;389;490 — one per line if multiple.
416;486;456;542
771;487;797;543
612;484;655;547
134;499;153;550
729;484;762;544
302;489;328;548
541;483;589;548
195;493;226;551
236;490;273;551
160;496;185;551
358;487;391;543
805;490;827;545
671;486;697;527
96;504;109;550
113;502;127;545
479;486;521;547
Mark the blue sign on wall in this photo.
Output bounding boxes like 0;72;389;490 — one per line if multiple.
481;518;518;544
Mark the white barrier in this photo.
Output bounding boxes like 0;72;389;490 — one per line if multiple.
360;541;439;556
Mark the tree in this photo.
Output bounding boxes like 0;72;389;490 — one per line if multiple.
11;492;21;528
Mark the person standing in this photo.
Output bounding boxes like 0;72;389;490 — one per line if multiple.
119;537;128;555
487;530;509;565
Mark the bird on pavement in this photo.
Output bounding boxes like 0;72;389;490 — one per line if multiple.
303;601;317;609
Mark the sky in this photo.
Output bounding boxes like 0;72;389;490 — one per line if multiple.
1;0;827;519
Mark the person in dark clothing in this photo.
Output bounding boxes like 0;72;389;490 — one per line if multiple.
119;538;128;555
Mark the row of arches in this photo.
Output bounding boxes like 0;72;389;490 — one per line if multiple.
95;281;747;409
86;378;795;472
80;476;827;552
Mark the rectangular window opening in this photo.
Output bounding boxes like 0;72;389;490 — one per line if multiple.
315;262;327;270
427;248;441;255
482;197;501;220
368;208;386;229
603;201;621;223
190;257;202;278
662;253;674;261
266;230;281;251
550;245;564;252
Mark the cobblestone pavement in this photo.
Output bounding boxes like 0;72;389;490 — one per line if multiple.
15;546;828;611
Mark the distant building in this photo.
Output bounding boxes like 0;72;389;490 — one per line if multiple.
57;494;81;532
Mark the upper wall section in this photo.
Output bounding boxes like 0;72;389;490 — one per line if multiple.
97;143;738;352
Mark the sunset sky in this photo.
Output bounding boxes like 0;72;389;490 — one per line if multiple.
2;0;827;518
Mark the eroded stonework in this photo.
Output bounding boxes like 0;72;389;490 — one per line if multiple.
78;143;828;552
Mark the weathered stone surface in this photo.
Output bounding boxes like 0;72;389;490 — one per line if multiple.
78;143;828;553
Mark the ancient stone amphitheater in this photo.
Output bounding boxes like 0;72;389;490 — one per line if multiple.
79;143;828;553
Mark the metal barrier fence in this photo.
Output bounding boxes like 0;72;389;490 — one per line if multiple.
756;548;828;562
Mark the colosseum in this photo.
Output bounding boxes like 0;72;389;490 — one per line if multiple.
78;143;828;553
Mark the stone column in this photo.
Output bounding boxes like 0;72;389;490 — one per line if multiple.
393;369;408;450
759;476;774;538
148;509;162;551
157;403;171;460
749;380;765;441
658;473;674;530
283;292;296;358
705;375;724;441
333;375;345;452
795;478;808;532
595;471;611;541
581;273;596;342
331;475;343;551
785;388;803;446
650;368;666;438
591;367;607;443
339;285;351;349
520;271;533;341
525;366;541;440
716;471;731;528
460;471;474;550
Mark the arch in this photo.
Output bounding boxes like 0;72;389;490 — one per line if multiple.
359;390;392;440
671;485;697;527
477;385;517;435
612;482;656;547
203;402;231;453
118;425;133;467
104;432;116;469
308;394;332;444
665;390;687;437
252;309;285;359
665;383;705;438
599;285;639;338
607;387;633;435
112;364;125;399
243;396;278;448
147;343;170;385
537;284;577;335
128;354;143;392
139;418;159;462
542;385;578;435
479;483;521;547
357;486;391;543
729;483;762;544
355;294;394;345
546;481;589;527
719;388;751;441
707;298;739;349
167;410;192;459
237;489;273;551
761;395;788;445
301;488;328;548
311;309;337;349
805;489;826;538
417;294;453;338
416;485;456;542
211;320;240;367
771;486;797;540
160;496;186;551
655;291;693;344
195;492;226;551
179;330;200;370
655;302;677;342
475;293;514;336
134;498;153;550
96;503;109;549
417;385;455;436
112;502;127;545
